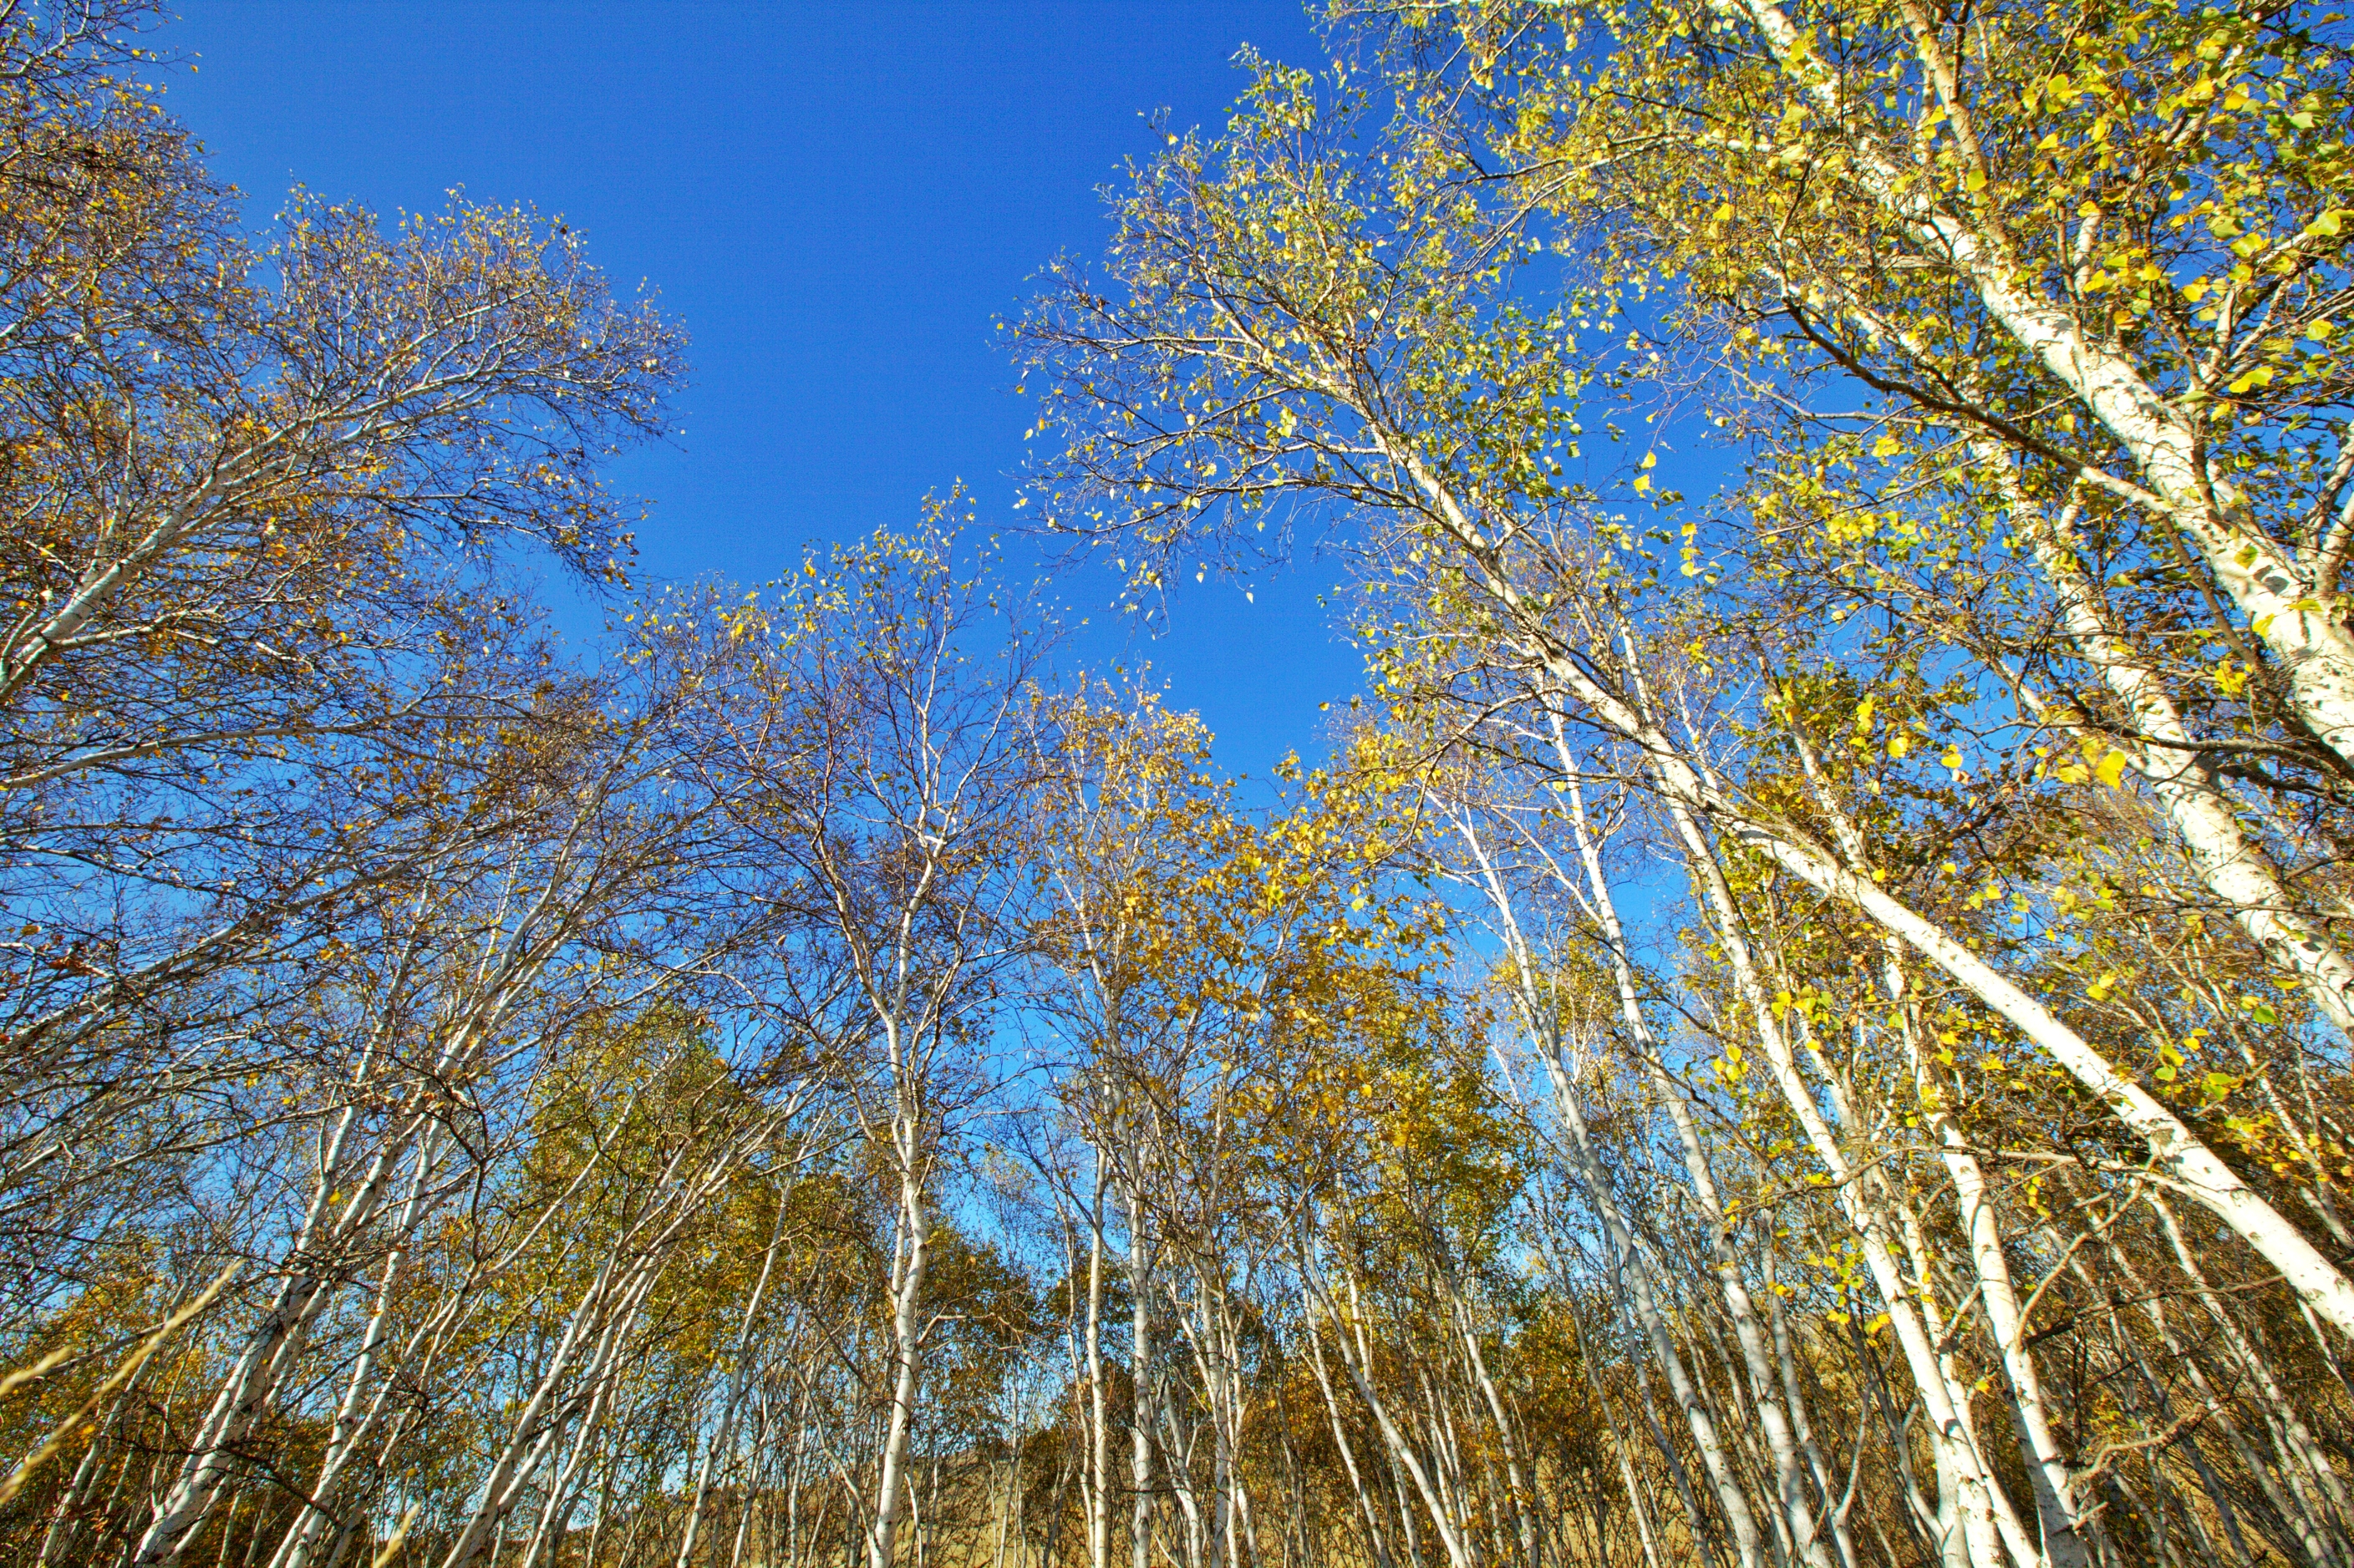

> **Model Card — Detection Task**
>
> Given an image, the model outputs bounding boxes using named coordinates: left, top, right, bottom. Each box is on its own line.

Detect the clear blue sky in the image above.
left=165, top=1, right=1363, bottom=782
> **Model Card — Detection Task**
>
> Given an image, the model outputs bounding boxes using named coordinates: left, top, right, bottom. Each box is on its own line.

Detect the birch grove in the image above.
left=9, top=3, right=2354, bottom=1568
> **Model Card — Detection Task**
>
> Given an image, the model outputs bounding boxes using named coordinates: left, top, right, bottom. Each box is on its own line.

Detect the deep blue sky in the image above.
left=165, top=2, right=1361, bottom=781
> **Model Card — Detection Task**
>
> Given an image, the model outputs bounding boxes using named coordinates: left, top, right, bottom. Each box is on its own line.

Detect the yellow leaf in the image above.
left=2093, top=748, right=2130, bottom=788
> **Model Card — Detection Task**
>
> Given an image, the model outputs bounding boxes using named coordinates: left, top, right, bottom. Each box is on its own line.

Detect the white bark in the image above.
left=1542, top=732, right=1850, bottom=1567
left=868, top=1107, right=933, bottom=1568
left=1126, top=1180, right=1157, bottom=1568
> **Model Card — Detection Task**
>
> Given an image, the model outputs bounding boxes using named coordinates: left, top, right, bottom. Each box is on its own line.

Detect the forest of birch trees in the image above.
left=6, top=3, right=2354, bottom=1568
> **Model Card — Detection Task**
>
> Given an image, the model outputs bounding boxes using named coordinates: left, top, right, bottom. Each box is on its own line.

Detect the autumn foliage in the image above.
left=5, top=5, right=2354, bottom=1568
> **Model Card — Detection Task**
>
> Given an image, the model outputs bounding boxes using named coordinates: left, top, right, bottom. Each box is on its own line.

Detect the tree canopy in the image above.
left=5, top=6, right=2354, bottom=1568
